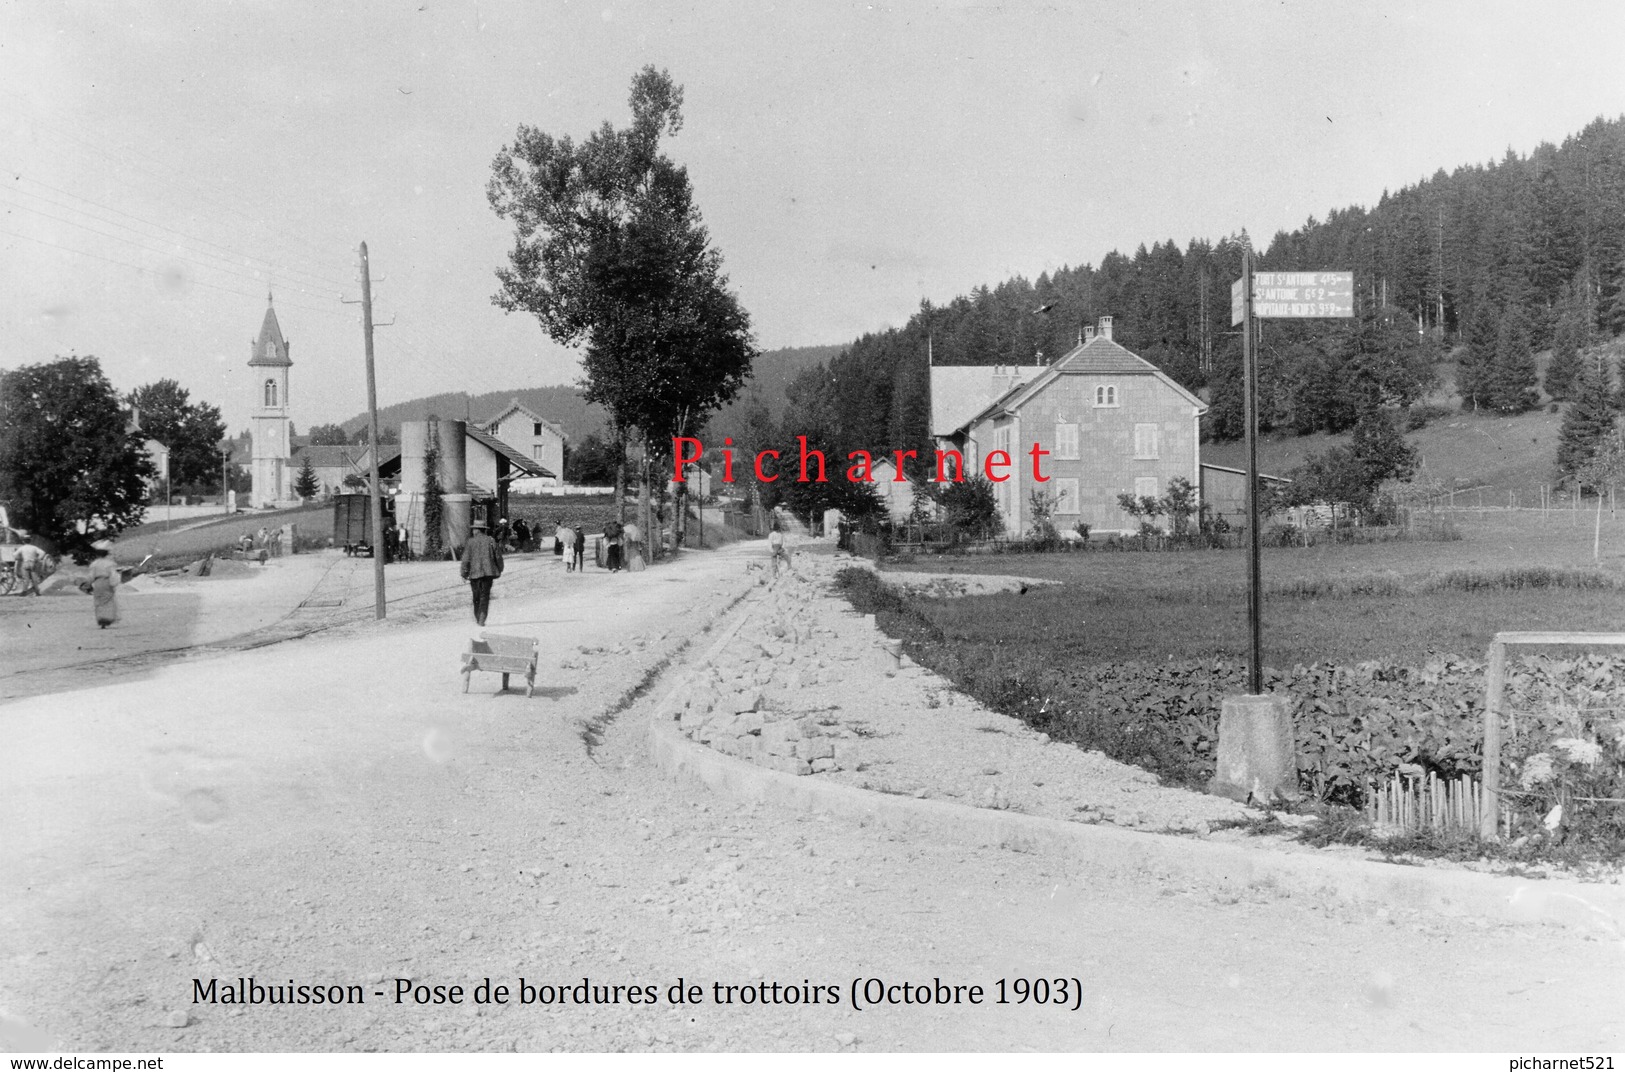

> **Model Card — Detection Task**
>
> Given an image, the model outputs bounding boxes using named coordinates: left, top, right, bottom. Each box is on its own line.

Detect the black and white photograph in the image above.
left=3, top=1, right=1624, bottom=1059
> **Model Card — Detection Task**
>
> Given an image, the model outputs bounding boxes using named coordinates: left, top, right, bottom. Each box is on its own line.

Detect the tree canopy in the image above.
left=306, top=423, right=350, bottom=446
left=127, top=378, right=227, bottom=491
left=1, top=356, right=154, bottom=548
left=488, top=66, right=758, bottom=497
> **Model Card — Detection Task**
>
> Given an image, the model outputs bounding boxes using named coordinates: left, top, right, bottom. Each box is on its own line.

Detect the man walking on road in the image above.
left=460, top=519, right=504, bottom=627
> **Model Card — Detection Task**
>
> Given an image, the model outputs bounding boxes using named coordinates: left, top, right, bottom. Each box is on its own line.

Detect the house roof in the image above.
left=929, top=364, right=1047, bottom=438
left=982, top=335, right=1207, bottom=420
left=292, top=445, right=366, bottom=471
left=961, top=379, right=1034, bottom=429
left=1053, top=334, right=1167, bottom=375
left=248, top=296, right=291, bottom=368
left=374, top=433, right=553, bottom=482
left=481, top=398, right=566, bottom=440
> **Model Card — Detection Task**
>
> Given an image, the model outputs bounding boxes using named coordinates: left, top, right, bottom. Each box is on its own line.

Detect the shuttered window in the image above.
left=1134, top=423, right=1160, bottom=459
left=1054, top=423, right=1079, bottom=459
left=1053, top=478, right=1079, bottom=515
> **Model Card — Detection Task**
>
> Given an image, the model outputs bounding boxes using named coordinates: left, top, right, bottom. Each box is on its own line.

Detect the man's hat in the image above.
left=471, top=519, right=488, bottom=529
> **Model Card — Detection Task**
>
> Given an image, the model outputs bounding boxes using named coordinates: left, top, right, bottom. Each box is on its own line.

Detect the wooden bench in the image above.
left=461, top=632, right=539, bottom=697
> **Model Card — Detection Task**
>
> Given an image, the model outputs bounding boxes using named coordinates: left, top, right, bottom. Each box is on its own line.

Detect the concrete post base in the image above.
left=1208, top=693, right=1299, bottom=805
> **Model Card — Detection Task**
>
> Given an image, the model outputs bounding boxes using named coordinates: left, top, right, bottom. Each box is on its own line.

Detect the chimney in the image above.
left=1098, top=316, right=1113, bottom=341
left=1083, top=325, right=1095, bottom=342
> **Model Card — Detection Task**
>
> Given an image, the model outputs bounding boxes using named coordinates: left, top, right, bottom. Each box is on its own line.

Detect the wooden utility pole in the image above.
left=360, top=242, right=387, bottom=620
left=1241, top=249, right=1263, bottom=694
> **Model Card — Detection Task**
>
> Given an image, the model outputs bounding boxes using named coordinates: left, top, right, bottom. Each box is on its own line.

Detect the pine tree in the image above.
left=1457, top=301, right=1498, bottom=410
left=1556, top=355, right=1617, bottom=484
left=1486, top=306, right=1540, bottom=414
left=1349, top=407, right=1419, bottom=489
left=1544, top=297, right=1584, bottom=401
left=293, top=455, right=320, bottom=500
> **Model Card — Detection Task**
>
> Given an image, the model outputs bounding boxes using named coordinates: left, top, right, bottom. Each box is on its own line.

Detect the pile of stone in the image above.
left=660, top=573, right=865, bottom=777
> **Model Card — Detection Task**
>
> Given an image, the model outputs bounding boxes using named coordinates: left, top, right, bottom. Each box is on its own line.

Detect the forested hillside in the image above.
left=341, top=385, right=607, bottom=446
left=338, top=344, right=842, bottom=446
left=756, top=115, right=1625, bottom=468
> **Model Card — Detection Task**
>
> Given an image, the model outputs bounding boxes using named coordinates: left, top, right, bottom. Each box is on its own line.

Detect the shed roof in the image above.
left=468, top=427, right=553, bottom=479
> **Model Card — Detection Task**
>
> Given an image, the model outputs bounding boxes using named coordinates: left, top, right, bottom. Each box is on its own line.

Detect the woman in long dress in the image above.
left=88, top=540, right=120, bottom=628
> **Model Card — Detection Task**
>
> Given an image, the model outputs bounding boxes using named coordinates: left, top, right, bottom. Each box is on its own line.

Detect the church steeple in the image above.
left=248, top=291, right=292, bottom=367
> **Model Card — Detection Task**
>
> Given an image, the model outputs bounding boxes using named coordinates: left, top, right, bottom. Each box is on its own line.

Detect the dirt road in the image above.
left=1, top=543, right=1620, bottom=1052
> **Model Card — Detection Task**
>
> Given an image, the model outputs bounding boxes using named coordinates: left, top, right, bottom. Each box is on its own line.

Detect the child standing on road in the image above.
left=571, top=525, right=586, bottom=573
left=557, top=523, right=576, bottom=571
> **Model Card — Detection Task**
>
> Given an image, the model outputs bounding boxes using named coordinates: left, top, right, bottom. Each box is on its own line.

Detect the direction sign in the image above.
left=1251, top=271, right=1353, bottom=319
left=1231, top=278, right=1244, bottom=326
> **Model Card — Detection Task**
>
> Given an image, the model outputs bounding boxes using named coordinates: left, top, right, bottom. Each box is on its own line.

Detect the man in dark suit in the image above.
left=460, top=519, right=504, bottom=626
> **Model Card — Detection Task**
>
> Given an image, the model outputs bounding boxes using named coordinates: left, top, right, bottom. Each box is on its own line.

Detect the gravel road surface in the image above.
left=1, top=542, right=1620, bottom=1052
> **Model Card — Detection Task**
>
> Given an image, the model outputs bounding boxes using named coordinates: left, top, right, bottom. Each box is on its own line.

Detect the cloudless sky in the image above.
left=4, top=1, right=1624, bottom=434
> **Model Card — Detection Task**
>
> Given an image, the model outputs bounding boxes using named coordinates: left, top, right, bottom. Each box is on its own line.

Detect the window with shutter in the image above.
left=1053, top=478, right=1079, bottom=514
left=1134, top=423, right=1159, bottom=459
left=1054, top=423, right=1079, bottom=459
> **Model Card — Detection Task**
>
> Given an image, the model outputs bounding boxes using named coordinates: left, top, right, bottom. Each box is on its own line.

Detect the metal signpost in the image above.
left=1231, top=261, right=1353, bottom=692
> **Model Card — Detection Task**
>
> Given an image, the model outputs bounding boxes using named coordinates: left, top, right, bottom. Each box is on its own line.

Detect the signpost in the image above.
left=1233, top=271, right=1353, bottom=325
left=1210, top=259, right=1357, bottom=802
left=1232, top=262, right=1353, bottom=693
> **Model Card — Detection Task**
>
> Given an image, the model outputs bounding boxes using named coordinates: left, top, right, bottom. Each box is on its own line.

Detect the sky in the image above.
left=4, top=1, right=1625, bottom=435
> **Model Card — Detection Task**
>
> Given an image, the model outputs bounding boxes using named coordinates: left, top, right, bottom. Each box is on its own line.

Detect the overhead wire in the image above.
left=0, top=193, right=351, bottom=308
left=1, top=167, right=354, bottom=294
left=1, top=94, right=355, bottom=277
left=0, top=224, right=355, bottom=322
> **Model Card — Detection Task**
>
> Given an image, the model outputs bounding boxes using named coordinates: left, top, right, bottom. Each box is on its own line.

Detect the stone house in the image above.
left=933, top=317, right=1206, bottom=536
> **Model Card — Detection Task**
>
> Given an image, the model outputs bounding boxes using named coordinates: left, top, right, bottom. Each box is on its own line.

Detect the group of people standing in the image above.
left=237, top=525, right=291, bottom=560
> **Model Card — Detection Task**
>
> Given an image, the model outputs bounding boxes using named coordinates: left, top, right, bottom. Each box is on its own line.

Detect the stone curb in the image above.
left=642, top=617, right=1625, bottom=934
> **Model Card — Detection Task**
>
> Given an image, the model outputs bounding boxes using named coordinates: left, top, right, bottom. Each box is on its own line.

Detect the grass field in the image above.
left=882, top=510, right=1625, bottom=666
left=504, top=493, right=619, bottom=535
left=112, top=504, right=333, bottom=566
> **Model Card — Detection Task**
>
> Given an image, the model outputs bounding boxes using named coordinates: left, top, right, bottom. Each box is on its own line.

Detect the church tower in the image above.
left=248, top=293, right=294, bottom=507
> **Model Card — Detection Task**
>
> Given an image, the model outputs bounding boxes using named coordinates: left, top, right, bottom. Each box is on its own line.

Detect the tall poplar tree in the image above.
left=488, top=66, right=758, bottom=521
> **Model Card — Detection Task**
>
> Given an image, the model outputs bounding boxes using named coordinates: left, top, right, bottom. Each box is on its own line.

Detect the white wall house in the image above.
left=481, top=400, right=564, bottom=486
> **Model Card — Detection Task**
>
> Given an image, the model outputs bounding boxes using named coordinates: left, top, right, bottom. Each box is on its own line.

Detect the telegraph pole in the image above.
left=1241, top=249, right=1263, bottom=694
left=360, top=242, right=387, bottom=620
